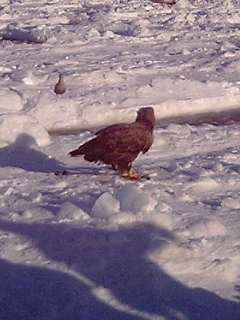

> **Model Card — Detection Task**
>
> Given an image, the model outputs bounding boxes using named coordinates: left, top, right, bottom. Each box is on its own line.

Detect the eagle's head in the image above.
left=136, top=107, right=156, bottom=131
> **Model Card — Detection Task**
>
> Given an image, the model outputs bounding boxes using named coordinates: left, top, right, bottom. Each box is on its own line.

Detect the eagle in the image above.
left=69, top=107, right=156, bottom=179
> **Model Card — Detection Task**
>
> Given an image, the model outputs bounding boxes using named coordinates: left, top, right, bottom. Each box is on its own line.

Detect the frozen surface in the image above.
left=0, top=0, right=240, bottom=319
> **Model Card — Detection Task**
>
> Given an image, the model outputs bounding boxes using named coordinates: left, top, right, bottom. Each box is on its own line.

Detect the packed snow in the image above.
left=0, top=0, right=240, bottom=319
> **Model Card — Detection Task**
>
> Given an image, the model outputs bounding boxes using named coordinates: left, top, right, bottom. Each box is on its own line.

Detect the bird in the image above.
left=54, top=74, right=66, bottom=95
left=69, top=107, right=156, bottom=179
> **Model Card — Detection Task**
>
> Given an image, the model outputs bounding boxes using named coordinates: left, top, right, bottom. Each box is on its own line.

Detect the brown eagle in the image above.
left=69, top=107, right=156, bottom=179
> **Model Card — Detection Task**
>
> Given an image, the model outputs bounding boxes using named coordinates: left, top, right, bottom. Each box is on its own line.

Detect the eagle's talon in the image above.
left=122, top=171, right=141, bottom=180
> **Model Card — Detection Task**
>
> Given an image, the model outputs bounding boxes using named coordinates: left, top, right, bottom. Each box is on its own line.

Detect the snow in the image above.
left=91, top=191, right=120, bottom=218
left=116, top=185, right=152, bottom=211
left=0, top=0, right=240, bottom=319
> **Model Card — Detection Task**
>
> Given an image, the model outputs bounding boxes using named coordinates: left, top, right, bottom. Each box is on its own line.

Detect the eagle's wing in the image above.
left=96, top=123, right=151, bottom=154
left=141, top=133, right=153, bottom=154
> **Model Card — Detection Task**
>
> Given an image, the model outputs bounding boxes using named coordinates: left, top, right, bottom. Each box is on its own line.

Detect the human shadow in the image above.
left=0, top=133, right=66, bottom=173
left=0, top=220, right=239, bottom=320
left=0, top=258, right=142, bottom=320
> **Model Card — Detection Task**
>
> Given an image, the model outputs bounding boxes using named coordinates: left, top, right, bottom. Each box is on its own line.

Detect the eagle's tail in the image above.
left=69, top=148, right=83, bottom=157
left=69, top=138, right=101, bottom=163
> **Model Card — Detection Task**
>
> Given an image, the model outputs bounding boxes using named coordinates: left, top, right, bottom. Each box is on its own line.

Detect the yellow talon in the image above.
left=122, top=170, right=140, bottom=180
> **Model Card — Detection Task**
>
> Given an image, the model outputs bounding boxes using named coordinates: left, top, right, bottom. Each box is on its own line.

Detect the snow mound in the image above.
left=191, top=177, right=219, bottom=193
left=149, top=211, right=174, bottom=229
left=0, top=114, right=51, bottom=147
left=149, top=242, right=193, bottom=261
left=32, top=93, right=80, bottom=133
left=202, top=258, right=239, bottom=282
left=58, top=202, right=90, bottom=222
left=184, top=219, right=227, bottom=238
left=109, top=212, right=136, bottom=225
left=33, top=93, right=134, bottom=133
left=0, top=89, right=23, bottom=111
left=2, top=23, right=49, bottom=43
left=115, top=184, right=156, bottom=213
left=152, top=94, right=240, bottom=122
left=10, top=69, right=48, bottom=86
left=221, top=197, right=240, bottom=210
left=91, top=192, right=120, bottom=219
left=34, top=93, right=240, bottom=134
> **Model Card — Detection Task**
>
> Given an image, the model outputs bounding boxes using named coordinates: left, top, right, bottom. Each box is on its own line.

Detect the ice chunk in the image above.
left=32, top=92, right=79, bottom=133
left=192, top=177, right=219, bottom=193
left=10, top=69, right=48, bottom=85
left=109, top=212, right=136, bottom=225
left=0, top=114, right=51, bottom=147
left=91, top=192, right=120, bottom=219
left=221, top=197, right=240, bottom=210
left=58, top=202, right=90, bottom=222
left=0, top=89, right=23, bottom=111
left=2, top=23, right=49, bottom=43
left=184, top=219, right=227, bottom=238
left=115, top=184, right=156, bottom=213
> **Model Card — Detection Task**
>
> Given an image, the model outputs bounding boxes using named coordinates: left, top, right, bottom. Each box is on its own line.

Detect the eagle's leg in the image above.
left=122, top=170, right=140, bottom=180
left=114, top=162, right=140, bottom=180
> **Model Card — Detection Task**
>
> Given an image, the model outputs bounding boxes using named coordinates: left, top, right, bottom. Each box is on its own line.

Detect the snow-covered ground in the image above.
left=0, top=0, right=240, bottom=319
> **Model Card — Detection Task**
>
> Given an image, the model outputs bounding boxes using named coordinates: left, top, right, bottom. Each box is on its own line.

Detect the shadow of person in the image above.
left=0, top=220, right=240, bottom=320
left=0, top=258, right=142, bottom=320
left=0, top=133, right=65, bottom=173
